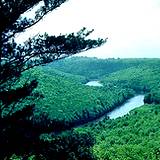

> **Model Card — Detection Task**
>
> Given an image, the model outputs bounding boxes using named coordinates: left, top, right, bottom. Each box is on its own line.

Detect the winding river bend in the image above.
left=107, top=95, right=144, bottom=119
left=85, top=81, right=144, bottom=120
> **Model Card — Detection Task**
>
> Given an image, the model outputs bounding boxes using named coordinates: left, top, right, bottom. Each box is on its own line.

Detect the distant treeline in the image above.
left=49, top=57, right=160, bottom=79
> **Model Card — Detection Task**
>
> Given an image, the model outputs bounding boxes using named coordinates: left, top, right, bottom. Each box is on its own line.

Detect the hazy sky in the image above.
left=17, top=0, right=160, bottom=58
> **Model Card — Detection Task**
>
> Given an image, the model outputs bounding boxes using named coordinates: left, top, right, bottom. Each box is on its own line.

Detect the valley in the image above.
left=18, top=57, right=160, bottom=159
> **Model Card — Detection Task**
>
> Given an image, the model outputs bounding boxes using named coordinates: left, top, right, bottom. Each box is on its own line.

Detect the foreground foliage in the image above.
left=0, top=0, right=105, bottom=159
left=9, top=130, right=95, bottom=160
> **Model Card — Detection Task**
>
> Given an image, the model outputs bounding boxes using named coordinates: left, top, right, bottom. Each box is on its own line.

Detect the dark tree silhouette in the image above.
left=0, top=0, right=106, bottom=158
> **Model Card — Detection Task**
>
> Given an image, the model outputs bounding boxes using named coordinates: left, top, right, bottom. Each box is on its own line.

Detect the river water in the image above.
left=85, top=81, right=103, bottom=87
left=107, top=95, right=144, bottom=119
left=85, top=81, right=144, bottom=119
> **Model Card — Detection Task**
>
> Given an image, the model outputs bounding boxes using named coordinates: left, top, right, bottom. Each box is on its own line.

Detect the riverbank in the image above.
left=50, top=94, right=144, bottom=133
left=87, top=104, right=160, bottom=160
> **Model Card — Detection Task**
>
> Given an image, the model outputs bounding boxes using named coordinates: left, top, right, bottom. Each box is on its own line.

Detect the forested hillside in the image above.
left=76, top=104, right=160, bottom=160
left=48, top=57, right=160, bottom=79
left=5, top=57, right=160, bottom=159
left=101, top=65, right=160, bottom=103
left=21, top=67, right=134, bottom=130
left=41, top=57, right=160, bottom=159
left=11, top=58, right=159, bottom=131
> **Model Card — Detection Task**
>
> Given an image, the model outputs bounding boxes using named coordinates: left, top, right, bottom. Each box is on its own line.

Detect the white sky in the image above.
left=17, top=0, right=160, bottom=58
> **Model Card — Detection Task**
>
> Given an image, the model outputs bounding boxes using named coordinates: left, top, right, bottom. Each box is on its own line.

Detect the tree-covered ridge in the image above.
left=42, top=66, right=87, bottom=83
left=101, top=65, right=160, bottom=103
left=76, top=104, right=160, bottom=160
left=49, top=57, right=160, bottom=79
left=20, top=58, right=160, bottom=130
left=24, top=67, right=134, bottom=128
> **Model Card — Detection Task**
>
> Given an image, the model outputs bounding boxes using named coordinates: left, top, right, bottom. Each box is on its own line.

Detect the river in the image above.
left=85, top=81, right=103, bottom=87
left=85, top=81, right=144, bottom=119
left=56, top=94, right=145, bottom=132
left=107, top=95, right=144, bottom=119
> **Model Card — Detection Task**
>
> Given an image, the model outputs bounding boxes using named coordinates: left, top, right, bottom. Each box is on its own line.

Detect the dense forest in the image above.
left=7, top=57, right=159, bottom=159
left=1, top=0, right=159, bottom=159
left=76, top=104, right=160, bottom=160
left=49, top=57, right=160, bottom=79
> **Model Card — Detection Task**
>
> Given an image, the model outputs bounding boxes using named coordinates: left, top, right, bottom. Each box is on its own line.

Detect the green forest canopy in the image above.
left=3, top=56, right=160, bottom=159
left=17, top=57, right=160, bottom=131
